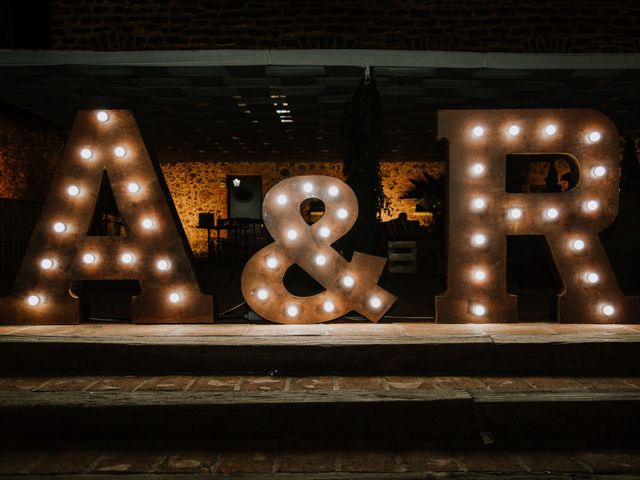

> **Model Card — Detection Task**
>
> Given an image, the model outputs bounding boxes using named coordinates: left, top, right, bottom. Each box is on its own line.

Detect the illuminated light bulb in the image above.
left=602, top=304, right=615, bottom=316
left=471, top=163, right=485, bottom=176
left=287, top=229, right=298, bottom=240
left=127, top=182, right=140, bottom=194
left=156, top=259, right=171, bottom=271
left=508, top=208, right=523, bottom=220
left=369, top=296, right=382, bottom=309
left=287, top=305, right=299, bottom=317
left=471, top=303, right=486, bottom=317
left=169, top=292, right=182, bottom=304
left=27, top=295, right=41, bottom=306
left=141, top=218, right=154, bottom=229
left=587, top=131, right=602, bottom=143
left=315, top=254, right=326, bottom=266
left=323, top=300, right=335, bottom=313
left=266, top=256, right=278, bottom=269
left=472, top=233, right=487, bottom=247
left=80, top=148, right=93, bottom=159
left=67, top=185, right=80, bottom=197
left=337, top=208, right=348, bottom=219
left=544, top=124, right=557, bottom=136
left=120, top=252, right=134, bottom=264
left=591, top=165, right=607, bottom=178
left=53, top=222, right=67, bottom=233
left=571, top=239, right=586, bottom=251
left=96, top=111, right=109, bottom=122
left=472, top=197, right=486, bottom=210
left=114, top=146, right=127, bottom=158
left=319, top=227, right=331, bottom=238
left=473, top=269, right=487, bottom=282
left=508, top=124, right=521, bottom=136
left=585, top=272, right=600, bottom=284
left=328, top=186, right=339, bottom=197
left=256, top=288, right=269, bottom=300
left=276, top=194, right=288, bottom=205
left=471, top=126, right=484, bottom=138
left=82, top=253, right=96, bottom=264
left=232, top=177, right=240, bottom=187
left=40, top=258, right=54, bottom=270
left=585, top=200, right=600, bottom=212
left=545, top=208, right=559, bottom=220
left=342, top=275, right=355, bottom=288
left=302, top=182, right=314, bottom=193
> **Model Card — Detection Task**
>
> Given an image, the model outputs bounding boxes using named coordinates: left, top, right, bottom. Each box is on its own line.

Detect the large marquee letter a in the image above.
left=0, top=110, right=213, bottom=324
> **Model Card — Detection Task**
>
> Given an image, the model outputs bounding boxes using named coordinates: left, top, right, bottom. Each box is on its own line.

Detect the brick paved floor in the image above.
left=0, top=445, right=639, bottom=476
left=2, top=374, right=639, bottom=393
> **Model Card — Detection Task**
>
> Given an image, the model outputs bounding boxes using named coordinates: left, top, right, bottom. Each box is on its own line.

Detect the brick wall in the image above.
left=161, top=160, right=444, bottom=256
left=50, top=0, right=640, bottom=53
left=0, top=107, right=64, bottom=201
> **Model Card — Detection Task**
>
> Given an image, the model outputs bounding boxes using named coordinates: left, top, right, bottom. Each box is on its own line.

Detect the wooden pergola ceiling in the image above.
left=0, top=50, right=639, bottom=163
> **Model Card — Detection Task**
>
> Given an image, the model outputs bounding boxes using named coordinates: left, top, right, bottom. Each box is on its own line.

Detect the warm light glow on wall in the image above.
left=437, top=108, right=637, bottom=323
left=0, top=110, right=212, bottom=324
left=241, top=175, right=396, bottom=324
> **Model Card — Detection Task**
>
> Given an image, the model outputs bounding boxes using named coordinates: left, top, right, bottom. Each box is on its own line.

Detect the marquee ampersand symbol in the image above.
left=241, top=175, right=396, bottom=324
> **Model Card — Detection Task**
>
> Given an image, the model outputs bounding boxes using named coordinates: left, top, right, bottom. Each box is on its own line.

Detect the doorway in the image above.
left=227, top=175, right=262, bottom=219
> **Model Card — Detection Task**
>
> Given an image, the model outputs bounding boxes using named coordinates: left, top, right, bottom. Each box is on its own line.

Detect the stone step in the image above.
left=1, top=375, right=639, bottom=445
left=1, top=323, right=640, bottom=375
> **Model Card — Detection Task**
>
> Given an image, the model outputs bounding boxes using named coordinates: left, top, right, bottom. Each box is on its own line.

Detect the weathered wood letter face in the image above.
left=0, top=110, right=212, bottom=324
left=437, top=109, right=638, bottom=323
left=241, top=175, right=396, bottom=324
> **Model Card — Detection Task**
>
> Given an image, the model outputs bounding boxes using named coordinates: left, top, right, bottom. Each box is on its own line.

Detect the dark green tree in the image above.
left=340, top=68, right=390, bottom=255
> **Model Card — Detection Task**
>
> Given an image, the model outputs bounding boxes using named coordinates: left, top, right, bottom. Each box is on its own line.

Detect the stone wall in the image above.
left=0, top=108, right=64, bottom=202
left=161, top=160, right=443, bottom=256
left=50, top=0, right=640, bottom=53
